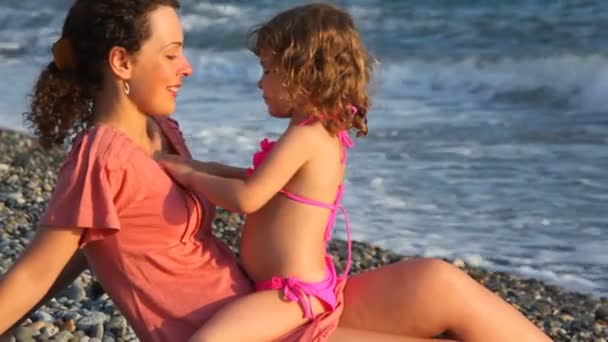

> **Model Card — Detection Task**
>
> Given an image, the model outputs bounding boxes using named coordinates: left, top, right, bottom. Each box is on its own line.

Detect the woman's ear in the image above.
left=107, top=46, right=134, bottom=80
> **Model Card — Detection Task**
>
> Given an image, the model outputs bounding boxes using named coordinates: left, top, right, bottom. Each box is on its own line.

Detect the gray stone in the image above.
left=62, top=312, right=82, bottom=322
left=34, top=311, right=56, bottom=323
left=452, top=258, right=465, bottom=268
left=76, top=312, right=110, bottom=330
left=596, top=304, right=608, bottom=322
left=40, top=325, right=59, bottom=338
left=121, top=333, right=137, bottom=342
left=1, top=192, right=25, bottom=205
left=91, top=323, right=104, bottom=340
left=102, top=335, right=116, bottom=342
left=73, top=330, right=86, bottom=338
left=13, top=326, right=39, bottom=340
left=38, top=330, right=54, bottom=341
left=531, top=300, right=553, bottom=316
left=60, top=283, right=87, bottom=302
left=106, top=317, right=126, bottom=335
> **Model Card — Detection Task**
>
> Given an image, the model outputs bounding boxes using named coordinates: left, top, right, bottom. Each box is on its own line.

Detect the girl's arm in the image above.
left=159, top=126, right=315, bottom=214
left=174, top=158, right=249, bottom=180
left=0, top=226, right=83, bottom=333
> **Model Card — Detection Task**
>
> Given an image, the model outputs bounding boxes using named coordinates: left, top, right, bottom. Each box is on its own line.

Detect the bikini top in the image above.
left=246, top=118, right=353, bottom=276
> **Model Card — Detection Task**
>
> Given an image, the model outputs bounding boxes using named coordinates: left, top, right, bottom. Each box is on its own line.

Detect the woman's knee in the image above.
left=394, top=258, right=477, bottom=304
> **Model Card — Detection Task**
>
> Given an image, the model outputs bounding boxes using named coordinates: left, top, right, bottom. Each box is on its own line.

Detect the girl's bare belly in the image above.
left=239, top=195, right=330, bottom=283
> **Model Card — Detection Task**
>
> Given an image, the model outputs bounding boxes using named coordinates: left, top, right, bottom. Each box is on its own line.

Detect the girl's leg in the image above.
left=188, top=289, right=322, bottom=342
left=329, top=327, right=457, bottom=342
left=338, top=258, right=551, bottom=342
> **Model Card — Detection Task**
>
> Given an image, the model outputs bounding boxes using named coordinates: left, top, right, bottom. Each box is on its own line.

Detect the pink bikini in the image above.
left=246, top=119, right=353, bottom=320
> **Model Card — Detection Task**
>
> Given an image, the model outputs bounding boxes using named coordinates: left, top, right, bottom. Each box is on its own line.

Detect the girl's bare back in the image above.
left=240, top=122, right=347, bottom=283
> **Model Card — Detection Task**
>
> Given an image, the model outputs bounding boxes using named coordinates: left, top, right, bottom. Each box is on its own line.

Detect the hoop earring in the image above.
left=124, top=81, right=130, bottom=95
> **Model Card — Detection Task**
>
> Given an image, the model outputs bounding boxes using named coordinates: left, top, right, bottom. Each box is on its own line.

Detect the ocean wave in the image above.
left=377, top=53, right=608, bottom=111
left=184, top=50, right=608, bottom=111
left=3, top=47, right=608, bottom=115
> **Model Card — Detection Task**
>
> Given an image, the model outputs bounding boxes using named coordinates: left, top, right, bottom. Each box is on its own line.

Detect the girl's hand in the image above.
left=155, top=153, right=197, bottom=187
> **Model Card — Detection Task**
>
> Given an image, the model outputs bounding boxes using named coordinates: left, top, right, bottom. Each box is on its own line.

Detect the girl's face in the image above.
left=128, top=6, right=192, bottom=116
left=257, top=48, right=294, bottom=118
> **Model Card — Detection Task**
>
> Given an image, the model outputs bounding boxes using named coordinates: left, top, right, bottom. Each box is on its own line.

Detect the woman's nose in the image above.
left=181, top=57, right=193, bottom=77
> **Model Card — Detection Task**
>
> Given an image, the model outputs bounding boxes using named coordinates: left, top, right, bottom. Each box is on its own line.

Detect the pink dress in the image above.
left=40, top=116, right=344, bottom=342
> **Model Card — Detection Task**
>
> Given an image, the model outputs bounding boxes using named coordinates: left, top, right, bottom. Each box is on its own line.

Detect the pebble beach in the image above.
left=0, top=127, right=606, bottom=341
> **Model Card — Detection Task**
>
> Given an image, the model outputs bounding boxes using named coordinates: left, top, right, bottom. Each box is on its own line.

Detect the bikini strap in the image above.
left=298, top=117, right=315, bottom=126
left=332, top=184, right=352, bottom=277
left=337, top=131, right=353, bottom=164
left=280, top=185, right=352, bottom=277
left=279, top=190, right=335, bottom=209
left=337, top=204, right=352, bottom=277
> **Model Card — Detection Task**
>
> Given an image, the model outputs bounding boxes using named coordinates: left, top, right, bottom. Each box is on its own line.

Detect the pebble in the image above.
left=452, top=258, right=465, bottom=268
left=13, top=326, right=38, bottom=340
left=60, top=283, right=87, bottom=302
left=91, top=323, right=104, bottom=340
left=33, top=311, right=55, bottom=323
left=596, top=304, right=608, bottom=323
left=76, top=312, right=110, bottom=331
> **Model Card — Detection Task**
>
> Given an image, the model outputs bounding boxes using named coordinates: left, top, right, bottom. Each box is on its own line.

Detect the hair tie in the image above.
left=347, top=103, right=358, bottom=116
left=52, top=37, right=77, bottom=71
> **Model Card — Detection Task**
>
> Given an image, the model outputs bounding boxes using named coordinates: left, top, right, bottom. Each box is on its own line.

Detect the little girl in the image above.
left=158, top=3, right=372, bottom=341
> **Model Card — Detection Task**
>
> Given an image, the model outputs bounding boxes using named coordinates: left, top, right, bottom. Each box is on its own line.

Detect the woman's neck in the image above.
left=93, top=92, right=156, bottom=154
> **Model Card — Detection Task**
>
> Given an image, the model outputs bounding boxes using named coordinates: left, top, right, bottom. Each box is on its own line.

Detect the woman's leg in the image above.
left=338, top=258, right=551, bottom=342
left=329, top=327, right=456, bottom=342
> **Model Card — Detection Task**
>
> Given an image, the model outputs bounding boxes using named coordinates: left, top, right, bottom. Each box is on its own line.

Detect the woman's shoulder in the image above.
left=66, top=124, right=142, bottom=171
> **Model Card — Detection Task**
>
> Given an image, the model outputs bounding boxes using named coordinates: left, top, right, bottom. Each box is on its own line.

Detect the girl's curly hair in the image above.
left=247, top=3, right=373, bottom=137
left=24, top=0, right=179, bottom=149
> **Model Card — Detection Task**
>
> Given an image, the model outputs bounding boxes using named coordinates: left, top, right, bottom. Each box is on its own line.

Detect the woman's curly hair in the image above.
left=24, top=0, right=179, bottom=149
left=247, top=3, right=373, bottom=137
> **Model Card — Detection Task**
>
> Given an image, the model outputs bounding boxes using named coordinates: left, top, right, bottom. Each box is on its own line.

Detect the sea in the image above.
left=0, top=0, right=606, bottom=297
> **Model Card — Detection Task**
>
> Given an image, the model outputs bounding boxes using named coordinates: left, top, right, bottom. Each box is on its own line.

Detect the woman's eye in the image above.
left=167, top=55, right=178, bottom=60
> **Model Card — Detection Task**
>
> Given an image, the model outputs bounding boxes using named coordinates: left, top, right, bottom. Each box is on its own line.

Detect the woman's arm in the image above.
left=0, top=226, right=82, bottom=333
left=1, top=251, right=87, bottom=335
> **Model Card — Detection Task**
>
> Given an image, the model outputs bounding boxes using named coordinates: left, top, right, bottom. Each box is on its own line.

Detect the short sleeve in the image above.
left=40, top=127, right=133, bottom=247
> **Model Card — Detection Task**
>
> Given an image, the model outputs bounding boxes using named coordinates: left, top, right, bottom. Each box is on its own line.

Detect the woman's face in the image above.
left=128, top=5, right=192, bottom=116
left=257, top=48, right=294, bottom=118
